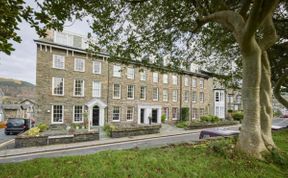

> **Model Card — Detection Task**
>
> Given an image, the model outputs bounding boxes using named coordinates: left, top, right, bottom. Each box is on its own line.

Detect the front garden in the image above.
left=1, top=129, right=288, bottom=177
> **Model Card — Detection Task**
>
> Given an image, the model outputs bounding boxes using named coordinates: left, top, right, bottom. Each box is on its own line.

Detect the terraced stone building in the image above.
left=35, top=30, right=213, bottom=127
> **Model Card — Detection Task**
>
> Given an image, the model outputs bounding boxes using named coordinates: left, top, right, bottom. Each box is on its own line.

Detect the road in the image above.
left=0, top=129, right=16, bottom=145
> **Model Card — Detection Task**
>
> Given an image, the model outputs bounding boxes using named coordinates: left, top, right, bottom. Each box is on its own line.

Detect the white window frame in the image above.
left=52, top=77, right=64, bottom=96
left=172, top=90, right=178, bottom=102
left=200, top=79, right=204, bottom=89
left=113, top=84, right=121, bottom=99
left=140, top=86, right=146, bottom=100
left=153, top=87, right=159, bottom=101
left=172, top=107, right=178, bottom=120
left=112, top=106, right=120, bottom=122
left=184, top=90, right=189, bottom=102
left=192, top=78, right=197, bottom=88
left=140, top=71, right=146, bottom=81
left=93, top=61, right=102, bottom=74
left=113, top=65, right=121, bottom=78
left=184, top=77, right=189, bottom=86
left=73, top=79, right=85, bottom=97
left=163, top=89, right=168, bottom=102
left=153, top=72, right=158, bottom=83
left=192, top=91, right=197, bottom=103
left=74, top=58, right=85, bottom=72
left=92, top=81, right=101, bottom=97
left=73, top=105, right=84, bottom=123
left=51, top=105, right=64, bottom=124
left=172, top=75, right=177, bottom=85
left=52, top=54, right=65, bottom=69
left=126, top=107, right=134, bottom=121
left=127, top=85, right=135, bottom=99
left=200, top=92, right=204, bottom=103
left=127, top=68, right=135, bottom=79
left=163, top=74, right=168, bottom=84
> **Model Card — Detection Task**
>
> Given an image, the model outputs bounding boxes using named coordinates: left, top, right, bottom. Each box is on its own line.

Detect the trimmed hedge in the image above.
left=181, top=107, right=189, bottom=121
left=200, top=115, right=220, bottom=123
left=232, top=112, right=244, bottom=122
left=186, top=120, right=240, bottom=130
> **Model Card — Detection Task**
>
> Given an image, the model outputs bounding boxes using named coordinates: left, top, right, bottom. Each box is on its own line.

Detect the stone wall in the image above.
left=110, top=124, right=161, bottom=138
left=15, top=131, right=99, bottom=148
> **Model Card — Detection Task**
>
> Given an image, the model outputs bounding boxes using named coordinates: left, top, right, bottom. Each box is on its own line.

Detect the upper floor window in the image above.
left=172, top=75, right=177, bottom=85
left=127, top=68, right=135, bottom=79
left=53, top=55, right=65, bottom=69
left=74, top=80, right=84, bottom=97
left=200, top=92, right=204, bottom=103
left=127, top=85, right=135, bottom=99
left=199, top=79, right=204, bottom=89
left=93, top=61, right=102, bottom=74
left=184, top=77, right=189, bottom=86
left=113, top=84, right=121, bottom=99
left=113, top=65, right=121, bottom=77
left=163, top=74, right=168, bottom=84
left=74, top=58, right=85, bottom=72
left=140, top=86, right=146, bottom=100
left=192, top=78, right=197, bottom=88
left=140, top=71, right=146, bottom=81
left=184, top=90, right=189, bottom=102
left=172, top=90, right=178, bottom=102
left=153, top=88, right=159, bottom=101
left=52, top=105, right=64, bottom=123
left=73, top=105, right=83, bottom=123
left=153, top=72, right=158, bottom=83
left=192, top=91, right=197, bottom=103
left=52, top=77, right=64, bottom=96
left=92, top=81, right=101, bottom=97
left=163, top=89, right=168, bottom=101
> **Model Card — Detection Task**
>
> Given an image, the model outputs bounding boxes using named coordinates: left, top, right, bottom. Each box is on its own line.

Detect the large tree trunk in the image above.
left=260, top=51, right=275, bottom=149
left=237, top=39, right=268, bottom=158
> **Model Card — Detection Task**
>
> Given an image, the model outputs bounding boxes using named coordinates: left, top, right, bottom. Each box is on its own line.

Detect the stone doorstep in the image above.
left=0, top=125, right=241, bottom=157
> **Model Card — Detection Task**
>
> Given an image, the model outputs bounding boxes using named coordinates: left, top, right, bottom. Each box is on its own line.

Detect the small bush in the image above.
left=26, top=127, right=40, bottom=136
left=161, top=114, right=166, bottom=123
left=232, top=112, right=244, bottom=122
left=227, top=109, right=233, bottom=113
left=200, top=115, right=219, bottom=123
left=37, top=123, right=48, bottom=132
left=181, top=107, right=189, bottom=121
left=104, top=124, right=116, bottom=137
left=176, top=121, right=189, bottom=128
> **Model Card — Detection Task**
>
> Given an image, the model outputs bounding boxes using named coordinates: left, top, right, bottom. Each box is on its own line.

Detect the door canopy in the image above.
left=85, top=98, right=107, bottom=109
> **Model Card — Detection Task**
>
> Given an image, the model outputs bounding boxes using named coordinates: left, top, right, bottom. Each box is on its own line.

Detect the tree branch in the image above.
left=239, top=0, right=252, bottom=20
left=273, top=72, right=288, bottom=108
left=259, top=14, right=278, bottom=51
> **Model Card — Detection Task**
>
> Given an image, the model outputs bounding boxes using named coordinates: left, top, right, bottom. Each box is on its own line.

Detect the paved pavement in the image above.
left=0, top=125, right=240, bottom=163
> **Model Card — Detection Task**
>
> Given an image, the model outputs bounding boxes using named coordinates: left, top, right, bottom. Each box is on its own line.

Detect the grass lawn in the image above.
left=1, top=130, right=288, bottom=178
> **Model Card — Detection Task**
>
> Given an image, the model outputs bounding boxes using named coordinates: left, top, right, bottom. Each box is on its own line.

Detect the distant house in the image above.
left=1, top=99, right=37, bottom=120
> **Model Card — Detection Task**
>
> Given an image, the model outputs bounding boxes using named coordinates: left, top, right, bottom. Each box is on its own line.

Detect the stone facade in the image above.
left=35, top=31, right=213, bottom=127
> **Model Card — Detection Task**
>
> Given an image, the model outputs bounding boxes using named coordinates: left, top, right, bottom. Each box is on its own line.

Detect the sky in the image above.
left=0, top=1, right=91, bottom=84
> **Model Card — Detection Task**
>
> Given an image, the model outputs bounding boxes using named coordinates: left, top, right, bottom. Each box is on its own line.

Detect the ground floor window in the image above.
left=199, top=108, right=205, bottom=117
left=172, top=107, right=178, bottom=120
left=52, top=105, right=64, bottom=123
left=126, top=107, right=134, bottom=121
left=163, top=107, right=169, bottom=120
left=192, top=108, right=198, bottom=119
left=74, top=105, right=83, bottom=122
left=113, top=107, right=120, bottom=121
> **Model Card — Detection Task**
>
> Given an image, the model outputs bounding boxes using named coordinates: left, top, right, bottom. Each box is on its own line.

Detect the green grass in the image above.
left=1, top=130, right=288, bottom=178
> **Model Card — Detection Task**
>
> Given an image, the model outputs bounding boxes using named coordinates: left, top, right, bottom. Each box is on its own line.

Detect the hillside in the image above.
left=0, top=77, right=35, bottom=100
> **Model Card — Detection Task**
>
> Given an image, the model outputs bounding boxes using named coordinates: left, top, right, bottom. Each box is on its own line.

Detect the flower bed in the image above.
left=15, top=131, right=99, bottom=148
left=185, top=120, right=239, bottom=130
left=105, top=124, right=161, bottom=138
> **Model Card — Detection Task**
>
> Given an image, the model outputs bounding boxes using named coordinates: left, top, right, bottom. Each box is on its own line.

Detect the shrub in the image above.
left=200, top=115, right=219, bottom=123
left=232, top=112, right=244, bottom=122
left=26, top=127, right=40, bottom=136
left=161, top=114, right=166, bottom=123
left=227, top=109, right=233, bottom=113
left=37, top=123, right=48, bottom=132
left=104, top=124, right=116, bottom=137
left=175, top=121, right=189, bottom=128
left=181, top=107, right=189, bottom=121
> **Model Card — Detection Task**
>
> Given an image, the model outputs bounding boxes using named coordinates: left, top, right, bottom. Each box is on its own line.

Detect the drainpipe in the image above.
left=179, top=74, right=182, bottom=121
left=106, top=57, right=110, bottom=124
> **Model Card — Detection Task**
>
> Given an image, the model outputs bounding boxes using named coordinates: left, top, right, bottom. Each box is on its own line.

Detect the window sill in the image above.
left=113, top=97, right=121, bottom=100
left=74, top=70, right=85, bottom=73
left=112, top=120, right=120, bottom=122
left=52, top=94, right=64, bottom=97
left=127, top=98, right=134, bottom=100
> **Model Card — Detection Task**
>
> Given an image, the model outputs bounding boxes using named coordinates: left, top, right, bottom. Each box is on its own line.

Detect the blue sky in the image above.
left=0, top=1, right=91, bottom=84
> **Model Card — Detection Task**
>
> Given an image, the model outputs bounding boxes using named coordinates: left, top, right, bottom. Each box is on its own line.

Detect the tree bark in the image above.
left=237, top=38, right=268, bottom=158
left=260, top=51, right=275, bottom=149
